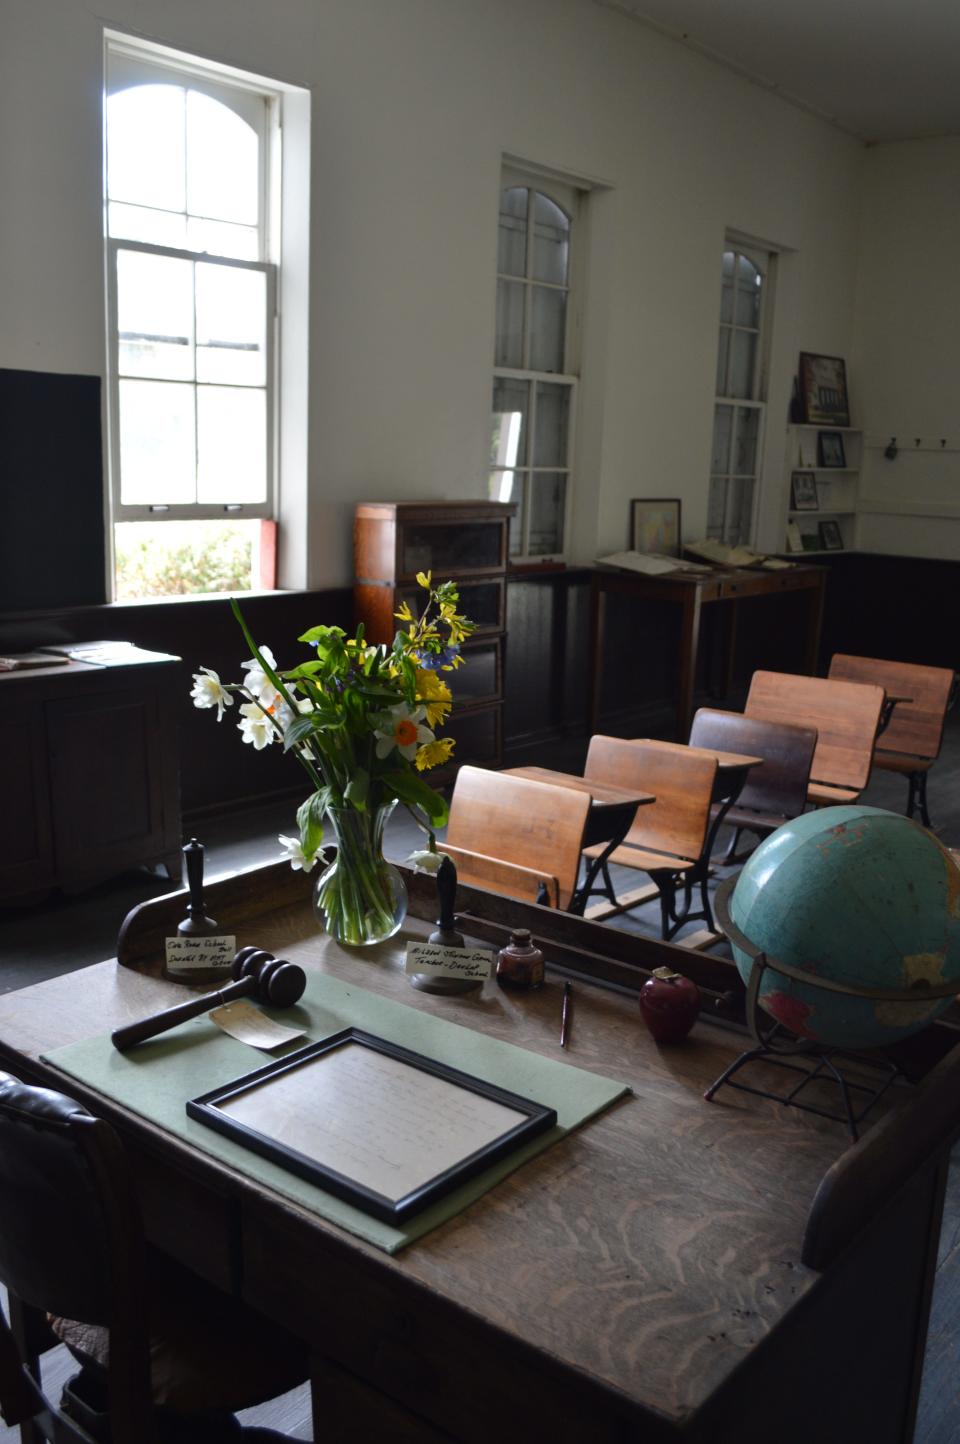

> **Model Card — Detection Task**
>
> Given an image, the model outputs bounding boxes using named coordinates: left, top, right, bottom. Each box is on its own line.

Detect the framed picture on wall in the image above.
left=791, top=472, right=819, bottom=510
left=798, top=353, right=850, bottom=427
left=819, top=520, right=844, bottom=551
left=630, top=498, right=681, bottom=556
left=817, top=431, right=846, bottom=468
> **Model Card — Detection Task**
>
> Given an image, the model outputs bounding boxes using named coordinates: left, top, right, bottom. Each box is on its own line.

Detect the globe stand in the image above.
left=705, top=876, right=956, bottom=1143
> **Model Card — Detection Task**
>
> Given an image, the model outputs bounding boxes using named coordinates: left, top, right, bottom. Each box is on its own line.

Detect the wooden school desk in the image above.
left=0, top=862, right=955, bottom=1444
left=589, top=564, right=827, bottom=738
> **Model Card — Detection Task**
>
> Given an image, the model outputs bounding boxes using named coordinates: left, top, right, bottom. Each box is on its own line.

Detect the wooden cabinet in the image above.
left=783, top=424, right=862, bottom=554
left=354, top=501, right=515, bottom=768
left=0, top=652, right=183, bottom=903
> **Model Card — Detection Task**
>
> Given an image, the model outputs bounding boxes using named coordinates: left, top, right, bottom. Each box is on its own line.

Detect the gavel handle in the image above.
left=111, top=976, right=254, bottom=1052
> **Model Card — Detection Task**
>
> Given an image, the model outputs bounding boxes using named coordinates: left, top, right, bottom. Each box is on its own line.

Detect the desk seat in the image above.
left=746, top=670, right=884, bottom=809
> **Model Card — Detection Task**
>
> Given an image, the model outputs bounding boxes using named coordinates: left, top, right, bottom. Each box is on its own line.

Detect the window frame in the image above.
left=103, top=38, right=281, bottom=526
left=491, top=169, right=583, bottom=563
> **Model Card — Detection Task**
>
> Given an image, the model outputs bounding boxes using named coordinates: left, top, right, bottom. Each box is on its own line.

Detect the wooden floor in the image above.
left=2, top=714, right=960, bottom=1441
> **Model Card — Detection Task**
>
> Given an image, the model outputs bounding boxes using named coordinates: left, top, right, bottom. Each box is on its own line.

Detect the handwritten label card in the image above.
left=405, top=942, right=493, bottom=982
left=209, top=999, right=305, bottom=1052
left=165, top=935, right=236, bottom=972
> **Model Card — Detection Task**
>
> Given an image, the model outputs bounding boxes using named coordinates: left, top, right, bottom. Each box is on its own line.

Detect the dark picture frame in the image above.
left=817, top=431, right=847, bottom=468
left=630, top=498, right=681, bottom=556
left=798, top=353, right=850, bottom=427
left=187, top=1028, right=557, bottom=1224
left=818, top=520, right=844, bottom=551
left=791, top=471, right=819, bottom=511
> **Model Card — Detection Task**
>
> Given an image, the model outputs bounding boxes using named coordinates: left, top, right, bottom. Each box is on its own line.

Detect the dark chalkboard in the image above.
left=0, top=367, right=107, bottom=611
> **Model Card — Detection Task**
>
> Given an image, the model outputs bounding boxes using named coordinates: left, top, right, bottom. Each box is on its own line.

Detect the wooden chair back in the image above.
left=745, top=671, right=884, bottom=793
left=689, top=708, right=817, bottom=818
left=445, top=766, right=591, bottom=911
left=829, top=654, right=955, bottom=761
left=438, top=843, right=560, bottom=909
left=584, top=737, right=717, bottom=863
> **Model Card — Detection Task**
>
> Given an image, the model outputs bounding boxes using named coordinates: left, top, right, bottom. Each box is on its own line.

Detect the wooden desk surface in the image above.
left=0, top=865, right=954, bottom=1443
left=632, top=738, right=764, bottom=772
left=504, top=765, right=655, bottom=807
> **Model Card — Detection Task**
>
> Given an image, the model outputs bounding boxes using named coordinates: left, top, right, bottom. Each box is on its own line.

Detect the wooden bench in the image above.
left=828, top=654, right=956, bottom=827
left=689, top=707, right=818, bottom=859
left=745, top=670, right=884, bottom=807
left=443, top=765, right=591, bottom=911
left=581, top=736, right=717, bottom=939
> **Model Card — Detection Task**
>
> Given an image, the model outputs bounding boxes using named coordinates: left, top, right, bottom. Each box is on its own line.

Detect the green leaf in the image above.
left=297, top=787, right=331, bottom=858
left=283, top=715, right=317, bottom=752
left=344, top=769, right=369, bottom=810
left=283, top=660, right=324, bottom=679
left=297, top=624, right=346, bottom=648
left=381, top=769, right=449, bottom=827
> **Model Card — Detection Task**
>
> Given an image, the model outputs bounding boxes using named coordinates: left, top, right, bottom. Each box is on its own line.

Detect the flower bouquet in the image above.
left=191, top=574, right=474, bottom=945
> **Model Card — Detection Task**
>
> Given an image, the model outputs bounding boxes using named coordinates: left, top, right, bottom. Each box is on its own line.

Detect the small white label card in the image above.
left=208, top=999, right=306, bottom=1052
left=404, top=942, right=493, bottom=982
left=164, top=935, right=236, bottom=972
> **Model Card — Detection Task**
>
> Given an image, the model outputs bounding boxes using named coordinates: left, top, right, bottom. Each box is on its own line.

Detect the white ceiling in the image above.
left=599, top=0, right=960, bottom=143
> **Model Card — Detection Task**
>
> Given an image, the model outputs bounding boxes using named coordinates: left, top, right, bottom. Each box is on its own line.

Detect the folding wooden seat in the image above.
left=689, top=707, right=818, bottom=859
left=745, top=670, right=883, bottom=807
left=443, top=765, right=591, bottom=910
left=828, top=654, right=956, bottom=827
left=581, top=737, right=717, bottom=940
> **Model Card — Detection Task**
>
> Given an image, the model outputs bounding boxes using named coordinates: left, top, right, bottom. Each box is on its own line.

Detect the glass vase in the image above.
left=313, top=801, right=408, bottom=947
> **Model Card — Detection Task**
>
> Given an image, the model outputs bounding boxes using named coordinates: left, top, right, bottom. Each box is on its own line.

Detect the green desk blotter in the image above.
left=44, top=972, right=630, bottom=1254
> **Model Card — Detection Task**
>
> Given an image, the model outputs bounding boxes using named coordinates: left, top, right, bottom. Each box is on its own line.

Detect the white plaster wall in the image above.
left=1, top=0, right=864, bottom=586
left=852, top=139, right=960, bottom=558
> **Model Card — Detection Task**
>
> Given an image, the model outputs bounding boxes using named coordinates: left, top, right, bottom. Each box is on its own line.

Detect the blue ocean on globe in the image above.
left=729, top=806, right=960, bottom=1050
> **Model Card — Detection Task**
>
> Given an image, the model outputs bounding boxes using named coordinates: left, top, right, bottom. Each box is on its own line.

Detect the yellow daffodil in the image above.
left=414, top=737, right=455, bottom=771
left=414, top=668, right=453, bottom=727
left=416, top=570, right=432, bottom=590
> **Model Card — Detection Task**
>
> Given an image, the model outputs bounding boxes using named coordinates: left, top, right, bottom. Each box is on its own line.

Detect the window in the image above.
left=489, top=170, right=581, bottom=560
left=104, top=38, right=281, bottom=597
left=707, top=241, right=774, bottom=546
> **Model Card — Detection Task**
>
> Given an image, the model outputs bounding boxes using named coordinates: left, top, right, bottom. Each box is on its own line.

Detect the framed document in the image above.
left=791, top=471, right=819, bottom=510
left=798, top=353, right=850, bottom=427
left=630, top=498, right=681, bottom=556
left=187, top=1029, right=557, bottom=1223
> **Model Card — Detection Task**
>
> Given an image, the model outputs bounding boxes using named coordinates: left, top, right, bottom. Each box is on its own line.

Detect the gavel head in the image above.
left=231, top=948, right=306, bottom=1008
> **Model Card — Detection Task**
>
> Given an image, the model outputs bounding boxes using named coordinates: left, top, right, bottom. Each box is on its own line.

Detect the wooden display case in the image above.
left=354, top=501, right=515, bottom=769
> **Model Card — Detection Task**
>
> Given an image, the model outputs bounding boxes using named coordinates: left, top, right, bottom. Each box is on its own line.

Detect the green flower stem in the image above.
left=316, top=805, right=400, bottom=945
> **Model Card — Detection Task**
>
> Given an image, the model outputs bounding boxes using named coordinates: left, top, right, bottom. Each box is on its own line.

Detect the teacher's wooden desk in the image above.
left=589, top=564, right=827, bottom=739
left=0, top=863, right=955, bottom=1444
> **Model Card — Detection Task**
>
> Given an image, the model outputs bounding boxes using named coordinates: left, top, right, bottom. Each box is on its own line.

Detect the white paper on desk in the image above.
left=209, top=999, right=306, bottom=1051
left=405, top=942, right=493, bottom=981
left=165, top=935, right=236, bottom=971
left=595, top=550, right=678, bottom=576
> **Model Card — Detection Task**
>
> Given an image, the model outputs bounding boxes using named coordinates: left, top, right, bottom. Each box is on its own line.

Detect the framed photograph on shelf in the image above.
left=785, top=521, right=805, bottom=554
left=819, top=520, right=844, bottom=551
left=817, top=431, right=847, bottom=468
left=791, top=471, right=819, bottom=510
left=798, top=353, right=850, bottom=427
left=630, top=498, right=681, bottom=556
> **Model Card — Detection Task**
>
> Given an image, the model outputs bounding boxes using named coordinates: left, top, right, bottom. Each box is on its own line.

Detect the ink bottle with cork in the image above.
left=496, top=929, right=545, bottom=991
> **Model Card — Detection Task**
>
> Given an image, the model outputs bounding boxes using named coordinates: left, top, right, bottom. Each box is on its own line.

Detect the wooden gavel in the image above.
left=111, top=947, right=307, bottom=1052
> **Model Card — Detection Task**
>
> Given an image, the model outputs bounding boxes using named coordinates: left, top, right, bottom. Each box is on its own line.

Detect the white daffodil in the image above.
left=238, top=700, right=276, bottom=750
left=374, top=704, right=433, bottom=761
left=407, top=847, right=445, bottom=874
left=190, top=667, right=233, bottom=721
left=241, top=646, right=280, bottom=706
left=278, top=833, right=317, bottom=872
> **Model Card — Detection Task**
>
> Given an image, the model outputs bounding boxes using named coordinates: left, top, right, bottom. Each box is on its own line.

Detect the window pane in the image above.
left=114, top=519, right=257, bottom=599
left=489, top=470, right=524, bottom=555
left=119, top=379, right=196, bottom=504
left=495, top=281, right=524, bottom=368
left=528, top=472, right=566, bottom=554
left=492, top=378, right=529, bottom=467
left=735, top=264, right=761, bottom=328
left=197, top=386, right=266, bottom=503
left=532, top=193, right=569, bottom=285
left=187, top=217, right=259, bottom=261
left=107, top=85, right=186, bottom=213
left=730, top=329, right=757, bottom=399
left=712, top=405, right=733, bottom=473
left=497, top=187, right=528, bottom=277
left=530, top=286, right=565, bottom=373
left=716, top=327, right=730, bottom=397
left=720, top=250, right=735, bottom=324
left=728, top=476, right=755, bottom=543
left=734, top=409, right=760, bottom=474
left=196, top=264, right=267, bottom=385
left=707, top=477, right=727, bottom=537
left=117, top=251, right=194, bottom=381
left=186, top=91, right=259, bottom=227
left=534, top=382, right=570, bottom=468
left=109, top=202, right=187, bottom=248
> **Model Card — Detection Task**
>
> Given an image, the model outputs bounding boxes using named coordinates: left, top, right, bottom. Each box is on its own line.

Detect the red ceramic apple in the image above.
left=639, top=966, right=700, bottom=1042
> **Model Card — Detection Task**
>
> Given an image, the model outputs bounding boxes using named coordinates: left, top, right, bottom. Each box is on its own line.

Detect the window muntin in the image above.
left=707, top=243, right=771, bottom=546
left=489, top=176, right=579, bottom=559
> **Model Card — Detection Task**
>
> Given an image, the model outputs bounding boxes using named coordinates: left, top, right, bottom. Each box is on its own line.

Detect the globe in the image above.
left=728, top=806, right=960, bottom=1050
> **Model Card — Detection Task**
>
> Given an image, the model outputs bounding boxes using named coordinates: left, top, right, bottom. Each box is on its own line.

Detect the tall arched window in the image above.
left=490, top=171, right=581, bottom=559
left=105, top=41, right=280, bottom=596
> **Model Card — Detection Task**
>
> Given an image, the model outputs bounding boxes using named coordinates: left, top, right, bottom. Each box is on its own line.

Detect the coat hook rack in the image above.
left=884, top=437, right=898, bottom=460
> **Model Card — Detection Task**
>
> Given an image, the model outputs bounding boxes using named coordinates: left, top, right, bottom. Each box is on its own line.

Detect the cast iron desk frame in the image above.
left=0, top=862, right=956, bottom=1444
left=589, top=564, right=827, bottom=739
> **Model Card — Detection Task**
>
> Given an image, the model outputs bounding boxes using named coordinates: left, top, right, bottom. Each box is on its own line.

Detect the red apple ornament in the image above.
left=639, top=966, right=700, bottom=1042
